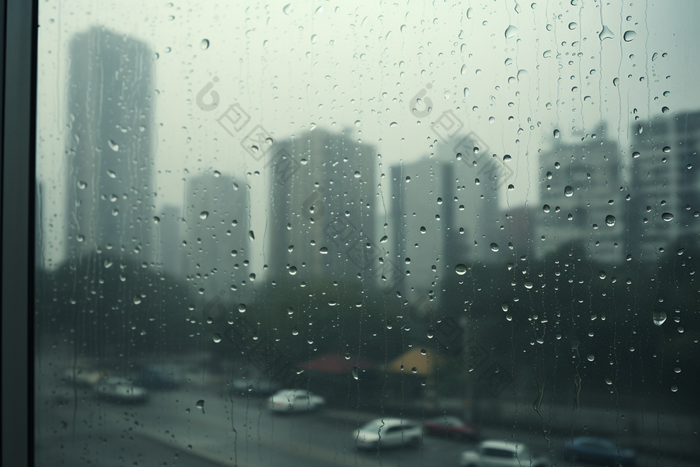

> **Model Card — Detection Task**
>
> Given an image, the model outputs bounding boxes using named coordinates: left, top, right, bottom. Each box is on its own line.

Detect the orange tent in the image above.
left=384, top=347, right=444, bottom=376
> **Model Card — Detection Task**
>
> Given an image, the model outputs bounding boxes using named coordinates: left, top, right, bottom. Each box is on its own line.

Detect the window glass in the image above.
left=34, top=1, right=700, bottom=466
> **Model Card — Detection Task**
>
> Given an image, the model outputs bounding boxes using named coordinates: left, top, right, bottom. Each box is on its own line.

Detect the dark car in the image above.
left=562, top=437, right=636, bottom=466
left=136, top=364, right=182, bottom=390
left=423, top=415, right=479, bottom=441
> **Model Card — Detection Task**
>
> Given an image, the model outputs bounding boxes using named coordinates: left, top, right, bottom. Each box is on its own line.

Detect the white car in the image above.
left=94, top=377, right=148, bottom=403
left=353, top=418, right=422, bottom=450
left=460, top=440, right=549, bottom=467
left=267, top=389, right=325, bottom=412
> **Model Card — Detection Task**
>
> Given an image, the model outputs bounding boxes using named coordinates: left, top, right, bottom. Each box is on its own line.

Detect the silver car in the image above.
left=267, top=389, right=325, bottom=412
left=460, top=440, right=549, bottom=467
left=353, top=418, right=422, bottom=450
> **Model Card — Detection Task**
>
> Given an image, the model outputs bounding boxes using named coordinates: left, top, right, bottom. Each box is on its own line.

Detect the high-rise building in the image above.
left=387, top=142, right=513, bottom=316
left=534, top=125, right=626, bottom=263
left=628, top=112, right=700, bottom=262
left=157, top=205, right=186, bottom=279
left=266, top=128, right=378, bottom=287
left=389, top=157, right=454, bottom=310
left=183, top=173, right=249, bottom=300
left=65, top=28, right=155, bottom=263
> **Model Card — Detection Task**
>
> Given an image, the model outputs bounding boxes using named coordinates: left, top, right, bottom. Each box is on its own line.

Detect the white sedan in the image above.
left=353, top=418, right=422, bottom=450
left=267, top=389, right=325, bottom=412
left=460, top=440, right=549, bottom=467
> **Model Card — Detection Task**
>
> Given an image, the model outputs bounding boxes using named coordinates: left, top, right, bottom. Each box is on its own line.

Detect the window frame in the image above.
left=1, top=0, right=37, bottom=466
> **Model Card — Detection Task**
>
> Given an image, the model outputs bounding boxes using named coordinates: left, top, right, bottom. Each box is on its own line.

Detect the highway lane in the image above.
left=36, top=381, right=698, bottom=467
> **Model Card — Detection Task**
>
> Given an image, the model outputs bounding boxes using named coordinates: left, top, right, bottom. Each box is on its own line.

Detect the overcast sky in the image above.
left=35, top=0, right=700, bottom=268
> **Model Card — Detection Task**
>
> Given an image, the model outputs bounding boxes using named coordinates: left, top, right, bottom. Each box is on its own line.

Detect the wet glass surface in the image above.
left=34, top=1, right=700, bottom=466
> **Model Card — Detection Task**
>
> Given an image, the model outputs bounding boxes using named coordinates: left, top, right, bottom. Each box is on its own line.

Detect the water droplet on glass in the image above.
left=599, top=25, right=614, bottom=40
left=524, top=282, right=534, bottom=289
left=200, top=39, right=210, bottom=50
left=238, top=303, right=247, bottom=313
left=289, top=266, right=297, bottom=275
left=283, top=3, right=292, bottom=15
left=133, top=296, right=142, bottom=305
left=352, top=367, right=359, bottom=380
left=605, top=215, right=616, bottom=226
left=504, top=25, right=518, bottom=39
left=213, top=334, right=222, bottom=343
left=661, top=213, right=674, bottom=222
left=652, top=310, right=667, bottom=326
left=671, top=385, right=678, bottom=393
left=249, top=230, right=255, bottom=240
left=490, top=243, right=499, bottom=252
left=553, top=129, right=560, bottom=138
left=455, top=264, right=467, bottom=275
left=568, top=22, right=577, bottom=30
left=108, top=140, right=119, bottom=151
left=77, top=181, right=87, bottom=189
left=501, top=302, right=509, bottom=312
left=199, top=211, right=209, bottom=219
left=564, top=186, right=574, bottom=197
left=319, top=247, right=328, bottom=254
left=196, top=400, right=205, bottom=411
left=623, top=30, right=636, bottom=42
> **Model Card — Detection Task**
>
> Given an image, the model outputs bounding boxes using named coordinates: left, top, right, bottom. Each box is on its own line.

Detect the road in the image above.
left=35, top=379, right=698, bottom=467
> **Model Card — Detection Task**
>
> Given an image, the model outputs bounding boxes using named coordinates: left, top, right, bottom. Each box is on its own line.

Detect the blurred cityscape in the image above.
left=35, top=27, right=700, bottom=465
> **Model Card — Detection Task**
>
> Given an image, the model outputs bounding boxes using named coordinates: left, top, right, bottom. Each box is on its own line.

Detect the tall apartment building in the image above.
left=183, top=173, right=249, bottom=301
left=534, top=125, right=626, bottom=263
left=628, top=112, right=700, bottom=261
left=266, top=128, right=378, bottom=288
left=65, top=28, right=155, bottom=264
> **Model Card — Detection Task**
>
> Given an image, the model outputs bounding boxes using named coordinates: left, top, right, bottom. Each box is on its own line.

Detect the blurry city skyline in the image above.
left=55, top=25, right=700, bottom=296
left=36, top=1, right=700, bottom=271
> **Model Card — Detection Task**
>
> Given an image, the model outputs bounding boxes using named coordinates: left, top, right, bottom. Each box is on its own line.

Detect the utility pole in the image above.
left=460, top=315, right=475, bottom=424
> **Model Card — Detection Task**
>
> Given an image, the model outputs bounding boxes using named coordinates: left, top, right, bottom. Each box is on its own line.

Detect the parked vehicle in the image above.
left=563, top=437, right=636, bottom=466
left=267, top=389, right=325, bottom=412
left=423, top=415, right=479, bottom=441
left=460, top=440, right=549, bottom=467
left=353, top=418, right=422, bottom=450
left=94, top=377, right=148, bottom=403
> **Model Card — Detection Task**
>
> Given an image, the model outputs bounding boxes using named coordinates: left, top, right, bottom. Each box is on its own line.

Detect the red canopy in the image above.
left=297, top=353, right=376, bottom=374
